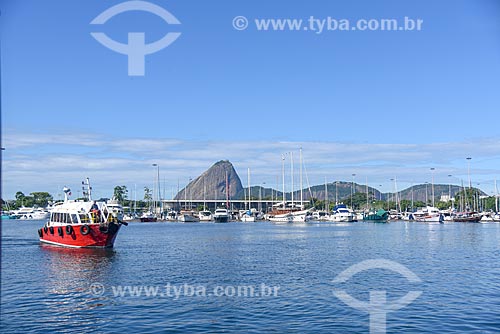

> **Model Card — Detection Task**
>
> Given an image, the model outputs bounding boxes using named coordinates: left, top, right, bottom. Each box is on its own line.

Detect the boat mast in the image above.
left=247, top=167, right=251, bottom=211
left=225, top=171, right=229, bottom=209
left=324, top=177, right=328, bottom=211
left=282, top=154, right=286, bottom=208
left=300, top=147, right=303, bottom=209
left=366, top=176, right=369, bottom=211
left=203, top=177, right=206, bottom=211
left=82, top=177, right=92, bottom=201
left=495, top=179, right=499, bottom=213
left=290, top=151, right=294, bottom=209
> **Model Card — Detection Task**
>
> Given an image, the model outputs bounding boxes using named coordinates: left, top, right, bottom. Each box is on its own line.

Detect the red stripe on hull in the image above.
left=39, top=224, right=121, bottom=248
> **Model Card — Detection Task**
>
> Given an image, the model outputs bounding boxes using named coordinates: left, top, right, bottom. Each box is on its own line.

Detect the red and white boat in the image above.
left=38, top=178, right=127, bottom=248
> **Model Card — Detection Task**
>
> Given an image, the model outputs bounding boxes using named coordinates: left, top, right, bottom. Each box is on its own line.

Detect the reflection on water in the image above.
left=39, top=245, right=117, bottom=329
left=2, top=219, right=500, bottom=333
left=40, top=245, right=116, bottom=294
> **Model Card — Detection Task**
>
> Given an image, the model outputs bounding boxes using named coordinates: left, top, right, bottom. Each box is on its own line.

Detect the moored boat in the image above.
left=408, top=206, right=444, bottom=223
left=179, top=210, right=200, bottom=222
left=165, top=209, right=178, bottom=221
left=452, top=212, right=482, bottom=223
left=11, top=207, right=50, bottom=220
left=139, top=211, right=157, bottom=222
left=38, top=179, right=127, bottom=248
left=213, top=208, right=229, bottom=223
left=329, top=204, right=355, bottom=222
left=363, top=209, right=389, bottom=222
left=198, top=210, right=213, bottom=222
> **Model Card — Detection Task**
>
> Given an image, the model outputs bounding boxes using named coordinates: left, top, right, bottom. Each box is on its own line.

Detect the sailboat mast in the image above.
left=366, top=176, right=369, bottom=210
left=203, top=177, right=206, bottom=211
left=247, top=167, right=251, bottom=211
left=324, top=177, right=328, bottom=211
left=495, top=180, right=498, bottom=213
left=225, top=171, right=229, bottom=209
left=300, top=148, right=303, bottom=209
left=290, top=151, right=294, bottom=208
left=282, top=154, right=286, bottom=208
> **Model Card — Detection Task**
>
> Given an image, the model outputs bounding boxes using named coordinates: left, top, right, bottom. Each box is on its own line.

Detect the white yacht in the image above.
left=329, top=204, right=355, bottom=222
left=408, top=206, right=444, bottom=223
left=312, top=211, right=329, bottom=221
left=198, top=210, right=213, bottom=222
left=213, top=208, right=229, bottom=223
left=12, top=207, right=50, bottom=220
left=165, top=210, right=178, bottom=221
left=106, top=199, right=124, bottom=222
left=179, top=210, right=199, bottom=222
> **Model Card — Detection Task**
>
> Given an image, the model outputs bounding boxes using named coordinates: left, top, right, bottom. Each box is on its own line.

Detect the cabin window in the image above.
left=71, top=214, right=78, bottom=224
left=50, top=213, right=55, bottom=222
left=79, top=213, right=89, bottom=223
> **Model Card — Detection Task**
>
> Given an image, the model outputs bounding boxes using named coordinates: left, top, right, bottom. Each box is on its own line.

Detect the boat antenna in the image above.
left=82, top=178, right=93, bottom=201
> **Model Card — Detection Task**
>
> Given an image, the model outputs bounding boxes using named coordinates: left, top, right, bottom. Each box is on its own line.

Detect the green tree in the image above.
left=144, top=187, right=152, bottom=202
left=455, top=188, right=482, bottom=211
left=113, top=186, right=128, bottom=203
left=30, top=192, right=53, bottom=207
left=14, top=191, right=33, bottom=208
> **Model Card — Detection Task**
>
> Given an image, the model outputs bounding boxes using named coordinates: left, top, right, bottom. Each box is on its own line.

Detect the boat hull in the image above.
left=38, top=223, right=121, bottom=248
left=140, top=217, right=157, bottom=222
left=214, top=216, right=229, bottom=223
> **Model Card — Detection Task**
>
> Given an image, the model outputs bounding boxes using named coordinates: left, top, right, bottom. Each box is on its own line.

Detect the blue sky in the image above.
left=2, top=0, right=500, bottom=200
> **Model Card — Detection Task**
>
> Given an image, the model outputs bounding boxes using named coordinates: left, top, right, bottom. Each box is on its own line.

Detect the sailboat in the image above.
left=198, top=179, right=213, bottom=221
left=241, top=168, right=255, bottom=222
left=268, top=149, right=310, bottom=223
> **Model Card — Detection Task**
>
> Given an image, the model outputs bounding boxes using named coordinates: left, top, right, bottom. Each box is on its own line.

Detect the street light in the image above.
left=466, top=157, right=472, bottom=210
left=448, top=174, right=453, bottom=207
left=466, top=157, right=472, bottom=189
left=430, top=167, right=435, bottom=207
left=424, top=182, right=429, bottom=205
left=351, top=173, right=356, bottom=209
left=390, top=178, right=395, bottom=210
left=152, top=164, right=160, bottom=216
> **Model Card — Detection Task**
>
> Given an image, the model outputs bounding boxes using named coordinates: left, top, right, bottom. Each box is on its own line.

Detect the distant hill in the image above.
left=395, top=184, right=484, bottom=202
left=174, top=160, right=243, bottom=201
left=174, top=160, right=485, bottom=203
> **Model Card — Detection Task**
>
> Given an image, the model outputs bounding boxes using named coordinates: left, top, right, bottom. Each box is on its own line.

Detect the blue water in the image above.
left=2, top=220, right=500, bottom=333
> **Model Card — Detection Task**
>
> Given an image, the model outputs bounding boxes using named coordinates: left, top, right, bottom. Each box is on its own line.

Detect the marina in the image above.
left=2, top=0, right=500, bottom=333
left=2, top=218, right=500, bottom=333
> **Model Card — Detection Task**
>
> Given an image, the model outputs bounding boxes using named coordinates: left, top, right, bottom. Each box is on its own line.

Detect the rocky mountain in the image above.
left=174, top=160, right=485, bottom=204
left=174, top=160, right=243, bottom=201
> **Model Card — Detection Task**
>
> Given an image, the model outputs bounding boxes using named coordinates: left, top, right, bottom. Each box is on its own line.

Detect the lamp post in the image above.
left=430, top=167, right=435, bottom=207
left=351, top=173, right=356, bottom=209
left=152, top=164, right=160, bottom=216
left=466, top=157, right=472, bottom=189
left=259, top=182, right=265, bottom=213
left=425, top=182, right=429, bottom=205
left=448, top=174, right=453, bottom=209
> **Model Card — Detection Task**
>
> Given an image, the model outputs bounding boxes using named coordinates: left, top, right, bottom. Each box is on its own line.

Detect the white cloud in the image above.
left=3, top=131, right=500, bottom=199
